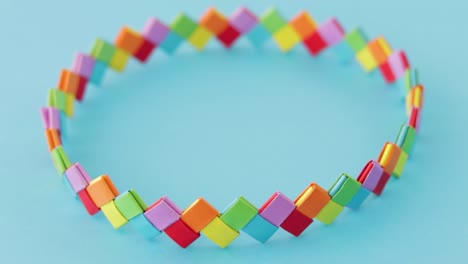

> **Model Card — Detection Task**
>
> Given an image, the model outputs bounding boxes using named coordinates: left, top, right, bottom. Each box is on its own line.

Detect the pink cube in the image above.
left=388, top=50, right=410, bottom=79
left=229, top=7, right=258, bottom=33
left=142, top=17, right=170, bottom=44
left=144, top=196, right=182, bottom=231
left=71, top=53, right=96, bottom=79
left=65, top=163, right=92, bottom=193
left=259, top=192, right=295, bottom=226
left=318, top=18, right=345, bottom=46
left=40, top=107, right=60, bottom=130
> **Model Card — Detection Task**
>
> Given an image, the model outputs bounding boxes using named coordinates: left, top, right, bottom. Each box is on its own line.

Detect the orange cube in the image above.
left=115, top=26, right=144, bottom=55
left=45, top=129, right=61, bottom=151
left=85, top=175, right=119, bottom=207
left=294, top=183, right=330, bottom=219
left=199, top=8, right=229, bottom=35
left=377, top=143, right=402, bottom=175
left=58, top=70, right=80, bottom=96
left=181, top=198, right=218, bottom=232
left=368, top=37, right=391, bottom=66
left=290, top=11, right=317, bottom=39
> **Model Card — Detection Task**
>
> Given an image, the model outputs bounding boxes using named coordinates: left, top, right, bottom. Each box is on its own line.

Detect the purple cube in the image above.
left=142, top=17, right=170, bottom=45
left=259, top=192, right=295, bottom=226
left=65, top=163, right=92, bottom=193
left=71, top=53, right=96, bottom=79
left=388, top=51, right=408, bottom=79
left=229, top=7, right=258, bottom=33
left=318, top=18, right=345, bottom=46
left=361, top=160, right=385, bottom=191
left=144, top=196, right=182, bottom=231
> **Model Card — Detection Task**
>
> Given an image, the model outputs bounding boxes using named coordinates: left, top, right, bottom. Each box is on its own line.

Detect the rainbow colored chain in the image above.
left=40, top=7, right=425, bottom=248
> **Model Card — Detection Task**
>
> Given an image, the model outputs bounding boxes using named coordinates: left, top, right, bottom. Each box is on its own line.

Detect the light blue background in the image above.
left=0, top=0, right=466, bottom=263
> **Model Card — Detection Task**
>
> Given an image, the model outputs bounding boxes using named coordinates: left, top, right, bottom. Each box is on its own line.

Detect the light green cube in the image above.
left=315, top=200, right=344, bottom=225
left=260, top=7, right=287, bottom=34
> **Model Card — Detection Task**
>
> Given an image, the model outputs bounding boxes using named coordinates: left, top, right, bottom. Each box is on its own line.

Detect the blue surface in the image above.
left=0, top=0, right=466, bottom=263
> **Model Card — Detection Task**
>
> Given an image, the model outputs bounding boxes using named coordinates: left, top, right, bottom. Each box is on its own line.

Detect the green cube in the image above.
left=329, top=173, right=361, bottom=206
left=48, top=89, right=67, bottom=111
left=345, top=28, right=368, bottom=53
left=402, top=126, right=416, bottom=154
left=170, top=13, right=198, bottom=38
left=51, top=146, right=70, bottom=175
left=114, top=189, right=148, bottom=220
left=260, top=7, right=287, bottom=34
left=220, top=196, right=258, bottom=231
left=315, top=200, right=343, bottom=225
left=90, top=38, right=117, bottom=64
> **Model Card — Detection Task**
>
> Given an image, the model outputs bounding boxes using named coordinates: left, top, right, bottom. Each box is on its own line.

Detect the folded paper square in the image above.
left=165, top=219, right=200, bottom=248
left=200, top=8, right=229, bottom=35
left=357, top=160, right=391, bottom=195
left=346, top=187, right=371, bottom=210
left=303, top=31, right=327, bottom=56
left=142, top=18, right=170, bottom=45
left=89, top=60, right=107, bottom=85
left=259, top=192, right=295, bottom=226
left=101, top=201, right=128, bottom=229
left=318, top=18, right=345, bottom=46
left=51, top=146, right=71, bottom=175
left=71, top=53, right=96, bottom=79
left=188, top=26, right=212, bottom=50
left=273, top=25, right=301, bottom=52
left=77, top=189, right=100, bottom=215
left=242, top=214, right=278, bottom=243
left=229, top=7, right=258, bottom=33
left=356, top=46, right=378, bottom=72
left=395, top=124, right=416, bottom=154
left=64, top=163, right=92, bottom=193
left=109, top=48, right=130, bottom=72
left=90, top=39, right=117, bottom=65
left=378, top=143, right=402, bottom=175
left=45, top=129, right=61, bottom=151
left=260, top=7, right=286, bottom=34
left=201, top=217, right=239, bottom=248
left=290, top=11, right=317, bottom=39
left=170, top=13, right=198, bottom=39
left=216, top=24, right=241, bottom=48
left=368, top=37, right=392, bottom=66
left=159, top=31, right=184, bottom=54
left=134, top=38, right=156, bottom=62
left=144, top=196, right=182, bottom=231
left=220, top=196, right=258, bottom=231
left=329, top=173, right=361, bottom=206
left=115, top=27, right=144, bottom=55
left=181, top=198, right=219, bottom=232
left=345, top=28, right=368, bottom=53
left=114, top=189, right=147, bottom=220
left=294, top=183, right=330, bottom=218
left=315, top=200, right=344, bottom=224
left=246, top=24, right=271, bottom=46
left=280, top=208, right=313, bottom=236
left=85, top=175, right=119, bottom=208
left=406, top=85, right=424, bottom=115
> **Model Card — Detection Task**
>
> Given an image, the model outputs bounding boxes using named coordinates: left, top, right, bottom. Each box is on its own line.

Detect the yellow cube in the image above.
left=377, top=37, right=392, bottom=57
left=65, top=93, right=74, bottom=117
left=188, top=26, right=213, bottom=51
left=315, top=200, right=344, bottom=225
left=272, top=25, right=301, bottom=52
left=393, top=151, right=408, bottom=177
left=356, top=47, right=378, bottom=72
left=201, top=217, right=239, bottom=248
left=110, top=49, right=131, bottom=72
left=101, top=201, right=128, bottom=229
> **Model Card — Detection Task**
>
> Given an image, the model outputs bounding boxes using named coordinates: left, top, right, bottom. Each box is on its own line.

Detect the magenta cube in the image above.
left=388, top=51, right=409, bottom=79
left=229, top=7, right=258, bottom=33
left=71, top=53, right=96, bottom=79
left=142, top=17, right=170, bottom=44
left=361, top=161, right=385, bottom=191
left=49, top=107, right=60, bottom=130
left=144, top=196, right=182, bottom=231
left=318, top=18, right=345, bottom=46
left=40, top=107, right=50, bottom=129
left=259, top=192, right=295, bottom=226
left=65, top=163, right=92, bottom=193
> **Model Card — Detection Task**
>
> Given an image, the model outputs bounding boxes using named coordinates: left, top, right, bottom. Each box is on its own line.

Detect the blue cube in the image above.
left=159, top=31, right=184, bottom=55
left=242, top=214, right=278, bottom=243
left=346, top=187, right=371, bottom=210
left=246, top=24, right=271, bottom=47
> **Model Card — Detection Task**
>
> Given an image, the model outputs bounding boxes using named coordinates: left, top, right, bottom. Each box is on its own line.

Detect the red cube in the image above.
left=280, top=208, right=313, bottom=237
left=134, top=39, right=156, bottom=63
left=379, top=61, right=396, bottom=84
left=217, top=24, right=241, bottom=48
left=303, top=32, right=328, bottom=56
left=164, top=219, right=200, bottom=248
left=78, top=189, right=100, bottom=215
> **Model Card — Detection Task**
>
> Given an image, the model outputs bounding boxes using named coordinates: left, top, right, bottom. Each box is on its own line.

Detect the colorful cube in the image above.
left=159, top=31, right=184, bottom=54
left=134, top=38, right=156, bottom=62
left=357, top=160, right=390, bottom=195
left=378, top=143, right=402, bottom=175
left=51, top=146, right=71, bottom=175
left=200, top=8, right=229, bottom=35
left=77, top=189, right=100, bottom=215
left=246, top=24, right=271, bottom=47
left=294, top=183, right=330, bottom=218
left=90, top=39, right=117, bottom=65
left=242, top=214, right=278, bottom=243
left=220, top=196, right=258, bottom=231
left=315, top=200, right=344, bottom=224
left=164, top=219, right=200, bottom=248
left=331, top=39, right=355, bottom=63
left=101, top=201, right=128, bottom=229
left=181, top=198, right=218, bottom=232
left=144, top=196, right=182, bottom=231
left=229, top=7, right=258, bottom=33
left=57, top=69, right=80, bottom=96
left=280, top=208, right=313, bottom=236
left=114, top=27, right=144, bottom=55
left=114, top=189, right=147, bottom=220
left=130, top=213, right=161, bottom=240
left=356, top=46, right=378, bottom=72
left=258, top=192, right=295, bottom=226
left=260, top=7, right=287, bottom=34
left=85, top=175, right=119, bottom=208
left=64, top=163, right=92, bottom=193
left=346, top=187, right=371, bottom=210
left=394, top=149, right=409, bottom=177
left=406, top=84, right=424, bottom=115
left=400, top=68, right=419, bottom=97
left=290, top=11, right=317, bottom=39
left=109, top=48, right=131, bottom=72
left=89, top=60, right=107, bottom=85
left=272, top=25, right=301, bottom=52
left=387, top=50, right=410, bottom=80
left=170, top=13, right=198, bottom=39
left=71, top=53, right=95, bottom=79
left=395, top=124, right=416, bottom=154
left=188, top=26, right=212, bottom=50
left=329, top=173, right=362, bottom=206
left=368, top=37, right=392, bottom=66
left=318, top=18, right=345, bottom=46
left=408, top=107, right=421, bottom=130
left=45, top=129, right=61, bottom=152
left=142, top=18, right=170, bottom=45
left=201, top=217, right=239, bottom=248
left=345, top=28, right=368, bottom=53
left=217, top=24, right=241, bottom=48
left=303, top=31, right=328, bottom=56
